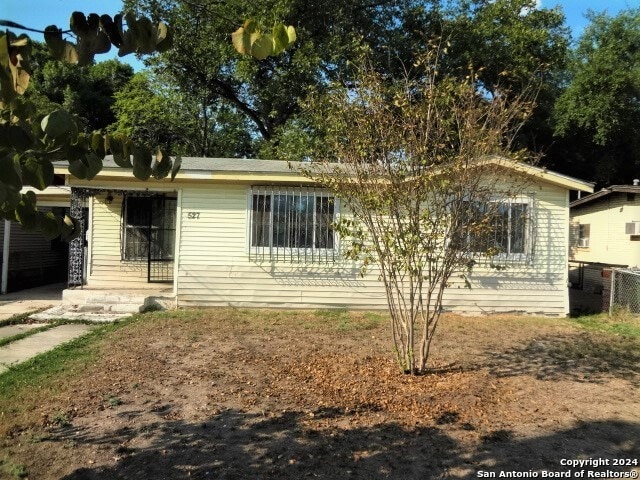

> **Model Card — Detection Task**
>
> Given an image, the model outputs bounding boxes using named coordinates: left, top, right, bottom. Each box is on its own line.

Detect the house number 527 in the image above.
left=187, top=212, right=200, bottom=219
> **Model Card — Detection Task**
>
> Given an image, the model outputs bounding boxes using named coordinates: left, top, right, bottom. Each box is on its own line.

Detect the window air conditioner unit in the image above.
left=625, top=222, right=640, bottom=235
left=578, top=238, right=589, bottom=247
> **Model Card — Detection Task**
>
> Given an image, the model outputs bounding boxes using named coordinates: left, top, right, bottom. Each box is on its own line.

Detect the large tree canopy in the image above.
left=123, top=0, right=570, bottom=157
left=123, top=0, right=423, bottom=151
left=109, top=71, right=254, bottom=157
left=27, top=54, right=134, bottom=133
left=552, top=8, right=640, bottom=186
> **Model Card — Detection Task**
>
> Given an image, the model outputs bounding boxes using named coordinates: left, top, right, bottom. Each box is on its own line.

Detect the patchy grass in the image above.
left=0, top=316, right=136, bottom=421
left=0, top=310, right=45, bottom=328
left=0, top=458, right=28, bottom=479
left=570, top=310, right=640, bottom=338
left=314, top=309, right=387, bottom=331
left=0, top=308, right=638, bottom=479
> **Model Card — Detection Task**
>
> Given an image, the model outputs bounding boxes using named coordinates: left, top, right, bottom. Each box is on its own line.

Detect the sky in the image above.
left=2, top=0, right=638, bottom=70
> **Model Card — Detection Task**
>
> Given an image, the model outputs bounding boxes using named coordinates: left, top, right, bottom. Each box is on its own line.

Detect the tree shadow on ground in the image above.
left=58, top=407, right=639, bottom=480
left=480, top=332, right=640, bottom=386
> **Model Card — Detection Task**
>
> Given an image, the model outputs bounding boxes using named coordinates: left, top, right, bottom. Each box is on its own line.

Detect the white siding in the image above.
left=87, top=194, right=149, bottom=287
left=176, top=182, right=571, bottom=315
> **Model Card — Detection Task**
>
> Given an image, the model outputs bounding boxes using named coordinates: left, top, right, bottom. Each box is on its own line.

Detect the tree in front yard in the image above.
left=300, top=47, right=540, bottom=374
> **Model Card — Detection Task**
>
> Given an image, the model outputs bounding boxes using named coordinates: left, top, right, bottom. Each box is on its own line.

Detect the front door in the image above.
left=122, top=194, right=177, bottom=283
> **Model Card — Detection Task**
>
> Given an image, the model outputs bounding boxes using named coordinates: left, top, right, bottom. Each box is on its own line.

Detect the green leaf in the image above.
left=67, top=159, right=88, bottom=179
left=286, top=25, right=296, bottom=46
left=231, top=20, right=259, bottom=55
left=155, top=22, right=173, bottom=52
left=108, top=136, right=133, bottom=168
left=132, top=144, right=152, bottom=180
left=251, top=34, right=274, bottom=60
left=8, top=125, right=32, bottom=152
left=0, top=182, right=7, bottom=205
left=99, top=14, right=122, bottom=47
left=90, top=131, right=106, bottom=157
left=135, top=17, right=157, bottom=54
left=118, top=14, right=138, bottom=56
left=61, top=214, right=80, bottom=241
left=0, top=154, right=22, bottom=190
left=44, top=26, right=79, bottom=63
left=15, top=194, right=38, bottom=230
left=152, top=149, right=172, bottom=179
left=70, top=12, right=89, bottom=36
left=272, top=24, right=289, bottom=55
left=84, top=152, right=103, bottom=180
left=21, top=155, right=54, bottom=190
left=38, top=211, right=61, bottom=240
left=67, top=153, right=102, bottom=180
left=41, top=110, right=74, bottom=138
left=6, top=33, right=31, bottom=96
left=171, top=155, right=182, bottom=181
left=70, top=12, right=112, bottom=65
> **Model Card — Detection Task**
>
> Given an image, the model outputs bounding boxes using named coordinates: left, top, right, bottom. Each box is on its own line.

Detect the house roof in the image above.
left=106, top=156, right=292, bottom=173
left=570, top=185, right=640, bottom=208
left=54, top=156, right=595, bottom=192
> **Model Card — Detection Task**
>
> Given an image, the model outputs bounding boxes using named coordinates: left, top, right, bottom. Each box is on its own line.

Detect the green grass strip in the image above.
left=0, top=323, right=59, bottom=348
left=0, top=315, right=137, bottom=399
left=569, top=313, right=640, bottom=339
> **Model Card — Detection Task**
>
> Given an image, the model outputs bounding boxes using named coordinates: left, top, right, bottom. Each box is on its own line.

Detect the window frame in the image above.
left=461, top=195, right=534, bottom=264
left=247, top=186, right=339, bottom=263
left=578, top=224, right=590, bottom=248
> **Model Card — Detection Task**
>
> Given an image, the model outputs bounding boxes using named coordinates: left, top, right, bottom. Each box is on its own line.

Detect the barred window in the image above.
left=249, top=187, right=337, bottom=262
left=462, top=198, right=533, bottom=262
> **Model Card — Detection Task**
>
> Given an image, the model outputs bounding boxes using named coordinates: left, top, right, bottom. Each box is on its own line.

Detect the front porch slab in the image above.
left=62, top=288, right=175, bottom=312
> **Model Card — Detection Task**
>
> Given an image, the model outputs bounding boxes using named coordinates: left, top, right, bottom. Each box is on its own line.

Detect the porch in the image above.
left=62, top=286, right=175, bottom=313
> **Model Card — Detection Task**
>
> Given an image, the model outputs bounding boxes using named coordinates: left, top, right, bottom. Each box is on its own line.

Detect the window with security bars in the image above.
left=249, top=187, right=338, bottom=262
left=460, top=198, right=533, bottom=263
left=122, top=196, right=176, bottom=261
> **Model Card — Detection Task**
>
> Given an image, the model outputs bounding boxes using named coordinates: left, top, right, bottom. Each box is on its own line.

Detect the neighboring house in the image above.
left=570, top=183, right=640, bottom=267
left=568, top=182, right=640, bottom=312
left=0, top=186, right=71, bottom=293
left=56, top=157, right=593, bottom=316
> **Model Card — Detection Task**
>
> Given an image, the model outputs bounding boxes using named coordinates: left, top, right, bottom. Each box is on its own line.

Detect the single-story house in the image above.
left=56, top=157, right=593, bottom=316
left=568, top=182, right=640, bottom=312
left=1, top=186, right=71, bottom=293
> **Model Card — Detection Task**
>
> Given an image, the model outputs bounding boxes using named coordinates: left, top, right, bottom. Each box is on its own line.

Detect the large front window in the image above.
left=249, top=187, right=337, bottom=262
left=462, top=198, right=533, bottom=263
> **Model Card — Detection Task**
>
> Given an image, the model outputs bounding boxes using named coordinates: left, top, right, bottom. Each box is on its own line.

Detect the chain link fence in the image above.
left=610, top=268, right=640, bottom=315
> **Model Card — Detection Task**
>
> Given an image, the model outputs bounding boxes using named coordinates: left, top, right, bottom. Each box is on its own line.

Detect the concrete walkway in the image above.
left=0, top=323, right=95, bottom=373
left=0, top=323, right=45, bottom=340
left=0, top=283, right=94, bottom=374
left=0, top=283, right=65, bottom=321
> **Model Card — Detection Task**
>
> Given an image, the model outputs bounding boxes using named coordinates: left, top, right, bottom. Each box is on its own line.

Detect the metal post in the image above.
left=609, top=268, right=616, bottom=317
left=1, top=220, right=11, bottom=294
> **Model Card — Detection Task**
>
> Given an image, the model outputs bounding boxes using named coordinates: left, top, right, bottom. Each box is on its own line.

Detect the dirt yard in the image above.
left=1, top=309, right=639, bottom=479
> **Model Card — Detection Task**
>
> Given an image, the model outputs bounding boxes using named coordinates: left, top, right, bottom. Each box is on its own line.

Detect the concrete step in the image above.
left=74, top=303, right=143, bottom=314
left=63, top=290, right=149, bottom=306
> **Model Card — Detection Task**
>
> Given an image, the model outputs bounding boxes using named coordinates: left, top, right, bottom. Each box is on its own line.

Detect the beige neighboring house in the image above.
left=56, top=157, right=593, bottom=316
left=1, top=186, right=71, bottom=293
left=569, top=182, right=640, bottom=312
